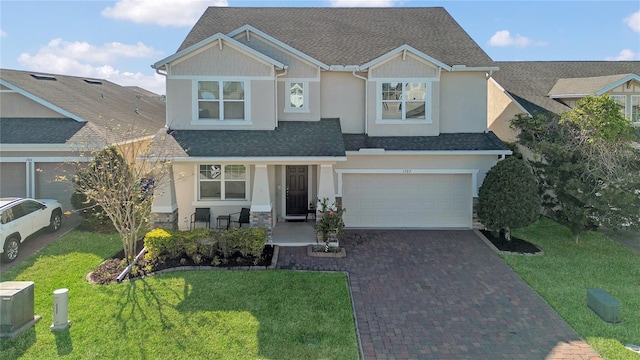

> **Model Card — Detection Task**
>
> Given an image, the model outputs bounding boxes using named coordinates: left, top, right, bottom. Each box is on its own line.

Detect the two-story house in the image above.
left=0, top=69, right=166, bottom=210
left=488, top=61, right=640, bottom=143
left=151, top=7, right=511, bottom=238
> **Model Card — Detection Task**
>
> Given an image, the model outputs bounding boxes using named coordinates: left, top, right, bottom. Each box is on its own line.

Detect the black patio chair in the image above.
left=190, top=208, right=211, bottom=229
left=229, top=207, right=250, bottom=228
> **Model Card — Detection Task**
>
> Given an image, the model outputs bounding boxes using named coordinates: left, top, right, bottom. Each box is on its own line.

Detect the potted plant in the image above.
left=313, top=198, right=346, bottom=252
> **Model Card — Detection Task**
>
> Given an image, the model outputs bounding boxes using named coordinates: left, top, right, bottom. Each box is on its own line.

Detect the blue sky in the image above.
left=1, top=0, right=638, bottom=94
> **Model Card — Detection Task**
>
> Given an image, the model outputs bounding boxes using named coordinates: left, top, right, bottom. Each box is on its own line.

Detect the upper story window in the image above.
left=284, top=81, right=309, bottom=113
left=380, top=82, right=429, bottom=121
left=198, top=164, right=247, bottom=200
left=197, top=81, right=245, bottom=120
left=631, top=95, right=640, bottom=125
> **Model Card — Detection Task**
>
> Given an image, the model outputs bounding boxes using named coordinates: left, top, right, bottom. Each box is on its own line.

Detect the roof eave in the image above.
left=153, top=32, right=286, bottom=70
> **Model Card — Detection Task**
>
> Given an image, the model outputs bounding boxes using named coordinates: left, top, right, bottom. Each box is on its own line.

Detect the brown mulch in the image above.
left=88, top=239, right=275, bottom=285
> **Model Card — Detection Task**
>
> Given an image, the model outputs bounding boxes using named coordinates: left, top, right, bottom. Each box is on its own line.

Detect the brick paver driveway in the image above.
left=277, top=230, right=600, bottom=360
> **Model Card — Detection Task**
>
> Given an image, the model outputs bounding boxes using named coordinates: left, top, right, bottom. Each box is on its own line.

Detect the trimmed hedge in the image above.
left=144, top=227, right=267, bottom=265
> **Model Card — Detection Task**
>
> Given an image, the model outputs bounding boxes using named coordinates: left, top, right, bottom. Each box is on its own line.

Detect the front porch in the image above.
left=270, top=220, right=317, bottom=246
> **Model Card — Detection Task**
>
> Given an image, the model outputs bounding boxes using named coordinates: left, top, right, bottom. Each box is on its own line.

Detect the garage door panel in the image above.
left=343, top=174, right=471, bottom=228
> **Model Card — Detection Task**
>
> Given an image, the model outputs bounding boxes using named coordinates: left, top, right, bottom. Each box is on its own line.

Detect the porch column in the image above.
left=317, top=164, right=336, bottom=205
left=151, top=165, right=178, bottom=229
left=250, top=164, right=273, bottom=241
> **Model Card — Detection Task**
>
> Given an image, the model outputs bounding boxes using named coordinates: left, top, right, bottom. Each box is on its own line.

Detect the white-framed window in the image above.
left=196, top=80, right=246, bottom=120
left=198, top=164, right=247, bottom=200
left=284, top=80, right=309, bottom=113
left=631, top=95, right=640, bottom=125
left=610, top=94, right=627, bottom=118
left=379, top=81, right=430, bottom=121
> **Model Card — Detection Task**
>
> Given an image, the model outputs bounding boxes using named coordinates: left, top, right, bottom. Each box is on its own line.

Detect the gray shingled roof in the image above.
left=169, top=119, right=346, bottom=157
left=0, top=68, right=166, bottom=145
left=178, top=7, right=493, bottom=68
left=343, top=132, right=510, bottom=152
left=547, top=73, right=633, bottom=97
left=492, top=61, right=640, bottom=116
left=0, top=118, right=86, bottom=144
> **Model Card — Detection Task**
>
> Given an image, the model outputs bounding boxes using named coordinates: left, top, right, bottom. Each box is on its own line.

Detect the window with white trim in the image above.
left=284, top=81, right=309, bottom=112
left=631, top=95, right=640, bottom=125
left=380, top=82, right=429, bottom=120
left=197, top=81, right=245, bottom=120
left=198, top=164, right=246, bottom=200
left=610, top=95, right=627, bottom=118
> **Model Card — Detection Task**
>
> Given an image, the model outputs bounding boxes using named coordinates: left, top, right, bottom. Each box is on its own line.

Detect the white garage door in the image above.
left=342, top=174, right=472, bottom=228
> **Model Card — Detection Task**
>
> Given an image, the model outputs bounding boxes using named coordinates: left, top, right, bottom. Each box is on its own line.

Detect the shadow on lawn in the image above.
left=113, top=270, right=354, bottom=360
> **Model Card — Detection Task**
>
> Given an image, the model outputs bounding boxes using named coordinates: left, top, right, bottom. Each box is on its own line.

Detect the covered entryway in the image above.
left=342, top=173, right=473, bottom=228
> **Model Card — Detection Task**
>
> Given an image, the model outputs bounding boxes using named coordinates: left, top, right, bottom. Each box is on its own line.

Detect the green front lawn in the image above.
left=0, top=231, right=359, bottom=360
left=506, top=218, right=640, bottom=360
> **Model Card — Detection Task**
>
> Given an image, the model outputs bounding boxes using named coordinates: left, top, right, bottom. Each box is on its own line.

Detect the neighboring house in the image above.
left=0, top=69, right=166, bottom=210
left=150, top=7, right=511, bottom=235
left=488, top=61, right=640, bottom=142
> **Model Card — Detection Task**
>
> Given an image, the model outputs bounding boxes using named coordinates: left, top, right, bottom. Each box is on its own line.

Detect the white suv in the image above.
left=0, top=197, right=63, bottom=262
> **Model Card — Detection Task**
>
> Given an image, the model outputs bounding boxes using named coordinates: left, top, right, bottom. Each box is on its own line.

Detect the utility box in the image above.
left=0, top=281, right=40, bottom=338
left=587, top=288, right=621, bottom=323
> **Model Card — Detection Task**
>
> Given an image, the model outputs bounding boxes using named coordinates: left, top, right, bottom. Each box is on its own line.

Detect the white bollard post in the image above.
left=50, top=288, right=71, bottom=331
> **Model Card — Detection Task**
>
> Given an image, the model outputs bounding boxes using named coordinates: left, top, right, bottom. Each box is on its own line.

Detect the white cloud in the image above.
left=102, top=0, right=228, bottom=27
left=17, top=39, right=166, bottom=94
left=24, top=38, right=162, bottom=64
left=488, top=30, right=547, bottom=48
left=624, top=11, right=640, bottom=32
left=605, top=49, right=640, bottom=61
left=0, top=29, right=6, bottom=37
left=330, top=0, right=401, bottom=6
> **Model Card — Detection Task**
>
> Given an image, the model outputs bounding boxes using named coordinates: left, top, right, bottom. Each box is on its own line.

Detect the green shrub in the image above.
left=478, top=157, right=541, bottom=240
left=143, top=227, right=266, bottom=264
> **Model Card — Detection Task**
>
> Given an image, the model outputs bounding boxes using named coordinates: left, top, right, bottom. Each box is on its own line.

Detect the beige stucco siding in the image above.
left=487, top=79, right=523, bottom=142
left=277, top=81, right=321, bottom=121
left=165, top=78, right=276, bottom=130
left=320, top=72, right=365, bottom=133
left=439, top=72, right=488, bottom=133
left=170, top=42, right=273, bottom=77
left=0, top=92, right=64, bottom=118
left=170, top=162, right=255, bottom=230
left=233, top=34, right=318, bottom=79
left=165, top=79, right=192, bottom=130
left=369, top=53, right=439, bottom=78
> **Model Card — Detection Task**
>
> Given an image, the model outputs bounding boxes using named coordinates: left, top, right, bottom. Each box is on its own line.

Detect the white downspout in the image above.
left=352, top=70, right=368, bottom=134
left=275, top=67, right=288, bottom=129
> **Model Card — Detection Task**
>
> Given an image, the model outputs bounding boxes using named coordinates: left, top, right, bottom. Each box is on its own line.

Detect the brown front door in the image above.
left=286, top=165, right=308, bottom=216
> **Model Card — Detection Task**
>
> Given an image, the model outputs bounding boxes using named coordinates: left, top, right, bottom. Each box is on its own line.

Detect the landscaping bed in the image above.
left=89, top=227, right=275, bottom=285
left=480, top=229, right=543, bottom=255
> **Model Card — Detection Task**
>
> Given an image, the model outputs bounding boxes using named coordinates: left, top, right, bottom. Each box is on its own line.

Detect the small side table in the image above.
left=216, top=215, right=230, bottom=230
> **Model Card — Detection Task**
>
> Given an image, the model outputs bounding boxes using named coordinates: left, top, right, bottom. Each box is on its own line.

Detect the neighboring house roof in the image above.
left=177, top=7, right=494, bottom=68
left=0, top=68, right=166, bottom=145
left=491, top=61, right=640, bottom=116
left=547, top=73, right=638, bottom=98
left=168, top=118, right=345, bottom=157
left=0, top=118, right=86, bottom=144
left=343, top=132, right=510, bottom=152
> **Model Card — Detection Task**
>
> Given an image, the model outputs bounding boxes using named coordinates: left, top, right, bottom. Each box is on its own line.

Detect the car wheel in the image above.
left=3, top=237, right=20, bottom=262
left=49, top=211, right=62, bottom=232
